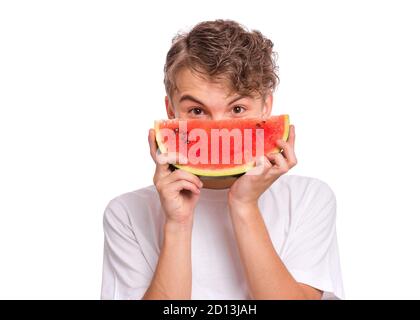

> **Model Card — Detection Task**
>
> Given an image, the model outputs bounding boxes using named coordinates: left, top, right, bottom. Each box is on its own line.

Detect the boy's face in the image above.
left=163, top=68, right=274, bottom=189
left=165, top=68, right=273, bottom=120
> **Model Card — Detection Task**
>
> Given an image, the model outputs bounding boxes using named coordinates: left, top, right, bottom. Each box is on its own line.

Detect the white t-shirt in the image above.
left=100, top=174, right=344, bottom=300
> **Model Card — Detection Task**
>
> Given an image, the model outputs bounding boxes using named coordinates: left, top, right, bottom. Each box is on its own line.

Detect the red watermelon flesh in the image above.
left=154, top=115, right=290, bottom=177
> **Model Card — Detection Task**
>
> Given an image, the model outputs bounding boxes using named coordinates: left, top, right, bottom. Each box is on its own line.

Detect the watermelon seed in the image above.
left=256, top=123, right=261, bottom=128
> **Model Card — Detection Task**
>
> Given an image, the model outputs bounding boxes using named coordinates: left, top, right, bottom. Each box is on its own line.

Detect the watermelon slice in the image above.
left=154, top=115, right=290, bottom=177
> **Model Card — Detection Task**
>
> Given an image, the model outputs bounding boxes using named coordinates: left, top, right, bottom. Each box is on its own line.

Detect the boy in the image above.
left=101, top=19, right=344, bottom=300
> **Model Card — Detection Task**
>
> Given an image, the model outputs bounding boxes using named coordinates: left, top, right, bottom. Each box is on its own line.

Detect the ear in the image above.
left=261, top=93, right=273, bottom=119
left=165, top=96, right=176, bottom=119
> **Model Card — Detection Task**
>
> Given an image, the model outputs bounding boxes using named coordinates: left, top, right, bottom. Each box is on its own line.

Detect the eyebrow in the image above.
left=178, top=94, right=249, bottom=106
left=179, top=94, right=205, bottom=106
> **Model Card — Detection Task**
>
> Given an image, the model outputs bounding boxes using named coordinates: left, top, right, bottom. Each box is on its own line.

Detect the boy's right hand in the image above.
left=148, top=128, right=203, bottom=226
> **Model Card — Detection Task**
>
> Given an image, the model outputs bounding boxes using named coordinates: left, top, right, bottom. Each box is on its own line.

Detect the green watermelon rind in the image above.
left=154, top=115, right=290, bottom=177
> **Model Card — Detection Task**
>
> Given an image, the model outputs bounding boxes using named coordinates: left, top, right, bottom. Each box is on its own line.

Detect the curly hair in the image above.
left=164, top=19, right=279, bottom=100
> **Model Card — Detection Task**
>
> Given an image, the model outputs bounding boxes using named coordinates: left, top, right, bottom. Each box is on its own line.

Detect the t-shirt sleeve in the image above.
left=282, top=180, right=345, bottom=300
left=100, top=197, right=154, bottom=300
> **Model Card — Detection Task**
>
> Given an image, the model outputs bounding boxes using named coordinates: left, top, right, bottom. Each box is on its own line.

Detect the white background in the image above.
left=1, top=0, right=419, bottom=299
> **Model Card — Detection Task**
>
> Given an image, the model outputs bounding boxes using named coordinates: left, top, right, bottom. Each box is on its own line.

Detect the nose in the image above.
left=209, top=112, right=230, bottom=121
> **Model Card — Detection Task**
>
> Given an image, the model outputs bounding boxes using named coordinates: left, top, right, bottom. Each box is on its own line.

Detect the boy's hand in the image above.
left=148, top=129, right=203, bottom=226
left=228, top=125, right=297, bottom=212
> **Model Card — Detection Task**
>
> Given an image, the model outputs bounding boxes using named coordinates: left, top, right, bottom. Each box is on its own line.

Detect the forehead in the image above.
left=173, top=68, right=235, bottom=100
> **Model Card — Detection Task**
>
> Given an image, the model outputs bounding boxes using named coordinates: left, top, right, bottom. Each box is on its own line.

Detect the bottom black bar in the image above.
left=0, top=300, right=418, bottom=319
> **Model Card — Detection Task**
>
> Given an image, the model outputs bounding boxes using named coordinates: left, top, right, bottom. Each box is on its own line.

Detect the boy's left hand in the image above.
left=228, top=125, right=297, bottom=210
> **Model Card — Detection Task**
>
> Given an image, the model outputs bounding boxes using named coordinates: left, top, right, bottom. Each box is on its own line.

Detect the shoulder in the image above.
left=276, top=174, right=336, bottom=202
left=103, top=185, right=161, bottom=231
left=270, top=174, right=337, bottom=223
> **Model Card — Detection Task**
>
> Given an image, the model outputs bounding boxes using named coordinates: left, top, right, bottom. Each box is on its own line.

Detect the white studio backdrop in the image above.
left=0, top=0, right=419, bottom=299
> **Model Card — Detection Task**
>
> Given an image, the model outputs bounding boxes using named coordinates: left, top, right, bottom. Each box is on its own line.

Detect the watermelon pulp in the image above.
left=154, top=115, right=290, bottom=177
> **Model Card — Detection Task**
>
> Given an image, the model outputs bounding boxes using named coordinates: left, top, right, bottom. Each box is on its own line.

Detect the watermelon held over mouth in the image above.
left=154, top=115, right=290, bottom=177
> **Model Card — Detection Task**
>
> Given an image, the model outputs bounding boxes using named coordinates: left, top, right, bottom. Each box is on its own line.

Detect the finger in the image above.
left=287, top=124, right=295, bottom=149
left=276, top=139, right=298, bottom=167
left=149, top=129, right=187, bottom=165
left=169, top=180, right=201, bottom=195
left=266, top=152, right=288, bottom=168
left=148, top=128, right=158, bottom=163
left=245, top=155, right=271, bottom=176
left=156, top=151, right=188, bottom=166
left=260, top=155, right=276, bottom=177
left=262, top=155, right=273, bottom=171
left=149, top=129, right=176, bottom=180
left=150, top=128, right=191, bottom=181
left=266, top=152, right=289, bottom=175
left=154, top=152, right=185, bottom=182
left=166, top=169, right=203, bottom=189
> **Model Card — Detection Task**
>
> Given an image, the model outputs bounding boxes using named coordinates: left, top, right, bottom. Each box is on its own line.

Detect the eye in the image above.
left=232, top=105, right=246, bottom=114
left=188, top=107, right=204, bottom=116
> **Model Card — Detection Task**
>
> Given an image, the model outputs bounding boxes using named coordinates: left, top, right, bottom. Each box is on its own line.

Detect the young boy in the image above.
left=101, top=19, right=344, bottom=300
